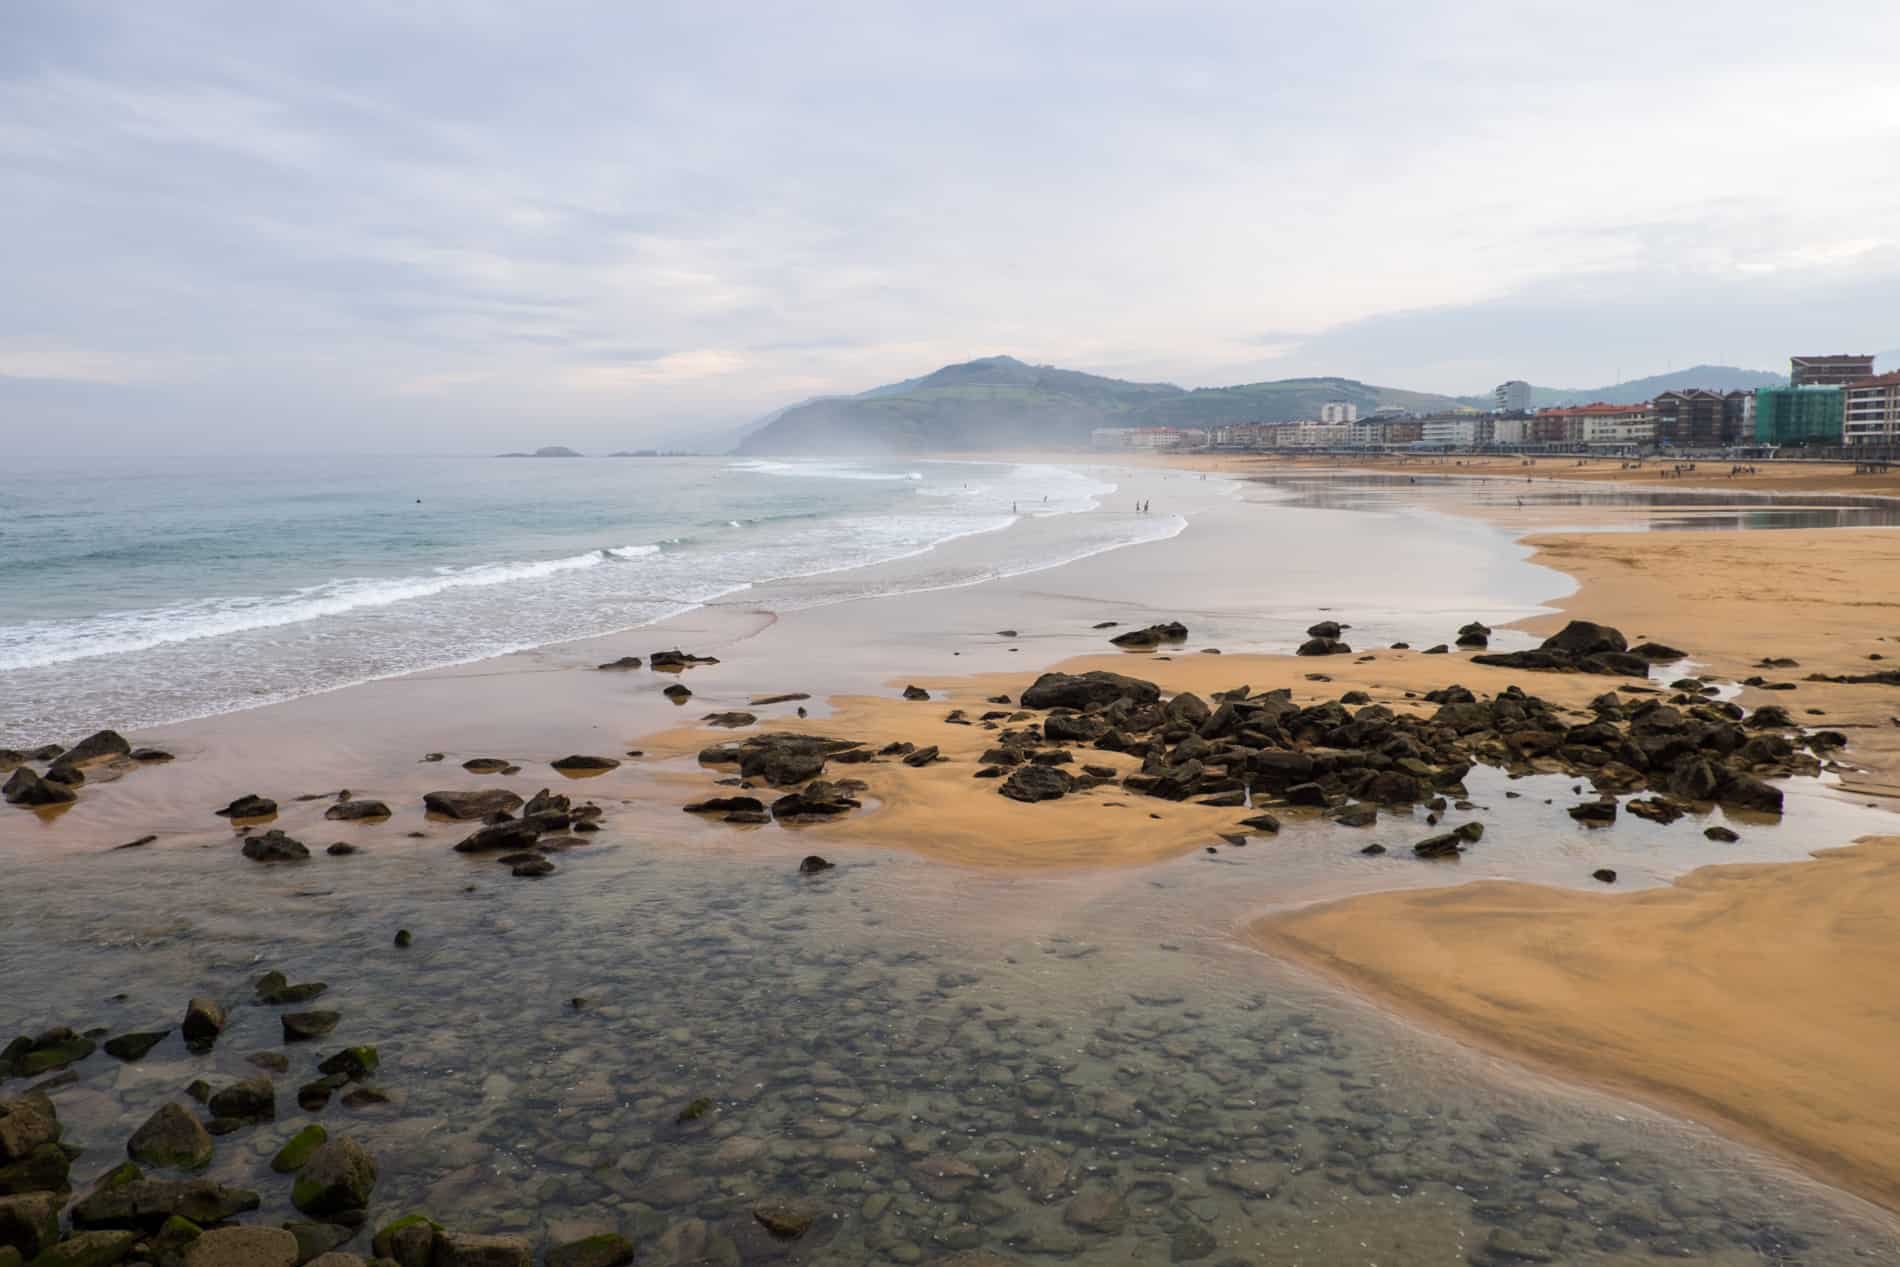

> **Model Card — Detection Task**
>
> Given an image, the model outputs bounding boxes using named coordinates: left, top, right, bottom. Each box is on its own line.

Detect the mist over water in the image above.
left=0, top=455, right=1179, bottom=742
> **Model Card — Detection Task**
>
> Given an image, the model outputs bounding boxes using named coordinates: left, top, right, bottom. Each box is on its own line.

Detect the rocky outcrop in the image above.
left=423, top=789, right=524, bottom=820
left=240, top=830, right=309, bottom=862
left=1470, top=620, right=1654, bottom=677
left=213, top=794, right=276, bottom=819
left=323, top=800, right=390, bottom=821
left=63, top=730, right=131, bottom=766
left=2, top=769, right=76, bottom=808
left=290, top=1138, right=376, bottom=1218
left=649, top=650, right=719, bottom=671
left=1108, top=621, right=1188, bottom=648
left=1020, top=671, right=1160, bottom=711
left=1296, top=637, right=1351, bottom=656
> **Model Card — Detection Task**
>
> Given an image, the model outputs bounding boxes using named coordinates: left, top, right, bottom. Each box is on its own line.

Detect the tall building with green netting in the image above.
left=1754, top=386, right=1843, bottom=445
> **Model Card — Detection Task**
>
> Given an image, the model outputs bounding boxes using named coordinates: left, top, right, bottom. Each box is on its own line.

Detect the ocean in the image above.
left=0, top=454, right=1182, bottom=744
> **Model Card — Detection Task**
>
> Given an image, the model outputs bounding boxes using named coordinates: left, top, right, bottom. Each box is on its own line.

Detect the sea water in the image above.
left=0, top=455, right=1179, bottom=742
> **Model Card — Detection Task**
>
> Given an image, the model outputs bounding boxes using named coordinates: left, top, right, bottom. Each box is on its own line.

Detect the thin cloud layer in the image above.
left=2, top=1, right=1896, bottom=451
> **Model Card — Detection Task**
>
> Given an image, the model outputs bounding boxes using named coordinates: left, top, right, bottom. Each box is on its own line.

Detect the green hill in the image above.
left=736, top=358, right=1470, bottom=455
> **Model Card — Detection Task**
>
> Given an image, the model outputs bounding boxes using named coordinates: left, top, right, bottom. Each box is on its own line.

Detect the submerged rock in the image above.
left=1109, top=621, right=1188, bottom=648
left=422, top=789, right=523, bottom=820
left=125, top=1103, right=212, bottom=1171
left=323, top=800, right=389, bottom=821
left=2, top=769, right=76, bottom=808
left=290, top=1138, right=376, bottom=1218
left=213, top=794, right=276, bottom=819
left=240, top=830, right=309, bottom=862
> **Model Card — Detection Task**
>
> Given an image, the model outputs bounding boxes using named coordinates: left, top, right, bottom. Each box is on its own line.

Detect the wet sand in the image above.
left=1166, top=450, right=1900, bottom=500
left=11, top=456, right=1900, bottom=1247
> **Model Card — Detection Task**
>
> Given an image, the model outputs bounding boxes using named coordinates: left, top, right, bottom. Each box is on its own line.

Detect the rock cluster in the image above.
left=1470, top=620, right=1666, bottom=677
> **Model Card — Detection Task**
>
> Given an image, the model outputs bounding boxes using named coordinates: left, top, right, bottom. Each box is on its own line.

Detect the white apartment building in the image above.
left=1580, top=407, right=1657, bottom=448
left=1422, top=417, right=1480, bottom=447
left=1844, top=373, right=1900, bottom=446
left=1491, top=417, right=1532, bottom=445
left=1091, top=427, right=1189, bottom=450
left=1494, top=380, right=1533, bottom=412
left=1270, top=421, right=1350, bottom=447
left=1346, top=420, right=1387, bottom=447
left=1319, top=401, right=1360, bottom=424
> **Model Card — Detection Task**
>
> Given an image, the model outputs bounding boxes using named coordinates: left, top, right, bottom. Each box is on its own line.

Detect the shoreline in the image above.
left=11, top=454, right=1900, bottom=1226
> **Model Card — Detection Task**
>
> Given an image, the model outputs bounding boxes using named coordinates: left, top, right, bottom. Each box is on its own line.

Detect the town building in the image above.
left=1272, top=420, right=1350, bottom=448
left=1346, top=420, right=1388, bottom=448
left=1491, top=417, right=1532, bottom=445
left=1421, top=415, right=1486, bottom=448
left=1318, top=401, right=1360, bottom=424
left=1530, top=403, right=1655, bottom=448
left=1494, top=380, right=1533, bottom=412
left=1844, top=372, right=1900, bottom=447
left=1791, top=354, right=1877, bottom=388
left=1651, top=390, right=1750, bottom=447
left=1383, top=418, right=1423, bottom=445
left=1090, top=427, right=1202, bottom=450
left=1753, top=387, right=1843, bottom=446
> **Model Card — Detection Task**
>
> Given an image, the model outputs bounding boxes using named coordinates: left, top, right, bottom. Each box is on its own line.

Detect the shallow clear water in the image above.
left=3, top=837, right=1895, bottom=1265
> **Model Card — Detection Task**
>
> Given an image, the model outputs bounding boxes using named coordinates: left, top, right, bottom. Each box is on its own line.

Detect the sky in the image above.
left=2, top=1, right=1898, bottom=453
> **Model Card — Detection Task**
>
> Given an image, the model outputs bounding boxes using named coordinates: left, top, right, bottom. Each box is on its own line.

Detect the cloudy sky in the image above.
left=3, top=1, right=1897, bottom=452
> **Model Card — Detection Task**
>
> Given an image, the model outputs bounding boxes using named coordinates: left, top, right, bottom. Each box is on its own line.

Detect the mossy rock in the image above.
left=547, top=1232, right=635, bottom=1267
left=269, top=1125, right=326, bottom=1174
left=0, top=1143, right=75, bottom=1197
left=126, top=1104, right=212, bottom=1171
left=100, top=1032, right=168, bottom=1063
left=25, top=1230, right=136, bottom=1267
left=370, top=1212, right=440, bottom=1267
left=289, top=1139, right=375, bottom=1217
left=15, top=1039, right=95, bottom=1079
left=315, top=1048, right=378, bottom=1081
left=150, top=1214, right=203, bottom=1263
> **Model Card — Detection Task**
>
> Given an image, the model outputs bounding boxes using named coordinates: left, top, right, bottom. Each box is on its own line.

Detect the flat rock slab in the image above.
left=184, top=1226, right=299, bottom=1267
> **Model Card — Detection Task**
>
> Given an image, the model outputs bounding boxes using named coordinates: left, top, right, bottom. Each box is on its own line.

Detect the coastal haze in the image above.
left=7, top=6, right=1900, bottom=1267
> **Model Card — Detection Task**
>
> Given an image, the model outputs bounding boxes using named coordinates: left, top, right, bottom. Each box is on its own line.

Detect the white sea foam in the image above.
left=0, top=544, right=661, bottom=671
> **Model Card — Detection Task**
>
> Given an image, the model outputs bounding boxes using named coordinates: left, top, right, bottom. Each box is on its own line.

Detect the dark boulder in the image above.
left=452, top=820, right=544, bottom=854
left=1631, top=641, right=1687, bottom=660
left=798, top=856, right=834, bottom=875
left=596, top=656, right=643, bottom=670
left=323, top=800, right=390, bottom=821
left=1021, top=671, right=1160, bottom=711
left=63, top=730, right=131, bottom=766
left=1568, top=800, right=1617, bottom=825
left=1705, top=825, right=1741, bottom=842
left=1296, top=637, right=1351, bottom=657
left=1305, top=620, right=1343, bottom=640
left=902, top=685, right=930, bottom=701
left=1109, top=621, right=1188, bottom=648
left=214, top=793, right=276, bottom=819
left=650, top=649, right=719, bottom=670
left=1540, top=620, right=1628, bottom=657
left=1718, top=773, right=1783, bottom=815
left=550, top=755, right=619, bottom=773
left=423, top=789, right=524, bottom=820
left=240, top=830, right=310, bottom=862
left=999, top=766, right=1074, bottom=803
left=1455, top=622, right=1491, bottom=647
left=2, top=769, right=75, bottom=808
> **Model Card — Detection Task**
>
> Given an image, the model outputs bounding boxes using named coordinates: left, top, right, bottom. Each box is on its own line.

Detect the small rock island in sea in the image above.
left=495, top=445, right=583, bottom=458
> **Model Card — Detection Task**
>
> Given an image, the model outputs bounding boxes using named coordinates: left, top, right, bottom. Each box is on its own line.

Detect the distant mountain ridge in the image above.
left=1474, top=365, right=1789, bottom=409
left=737, top=356, right=1474, bottom=456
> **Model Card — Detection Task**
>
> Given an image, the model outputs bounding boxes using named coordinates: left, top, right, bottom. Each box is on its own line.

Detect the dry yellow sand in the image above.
left=1257, top=839, right=1900, bottom=1210
left=1245, top=517, right=1900, bottom=1210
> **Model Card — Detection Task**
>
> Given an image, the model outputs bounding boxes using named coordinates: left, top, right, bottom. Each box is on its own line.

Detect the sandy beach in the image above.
left=9, top=455, right=1900, bottom=1262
